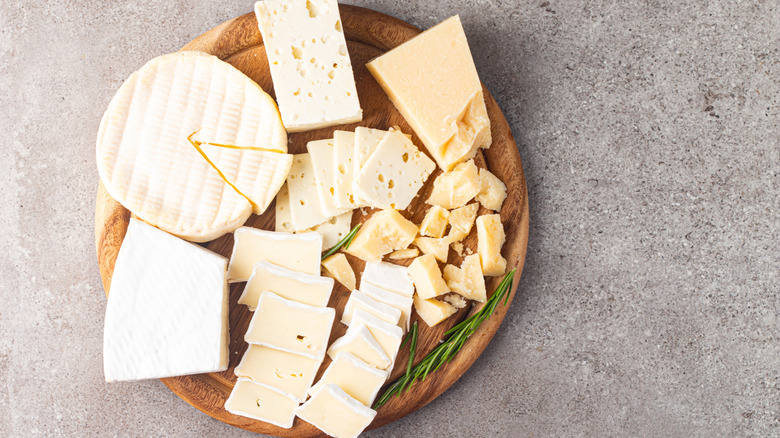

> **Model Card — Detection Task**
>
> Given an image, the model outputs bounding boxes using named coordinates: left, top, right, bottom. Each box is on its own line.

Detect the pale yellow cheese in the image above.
left=476, top=214, right=507, bottom=276
left=443, top=293, right=468, bottom=309
left=321, top=253, right=356, bottom=291
left=408, top=254, right=449, bottom=299
left=427, top=160, right=480, bottom=209
left=275, top=183, right=294, bottom=232
left=227, top=227, right=322, bottom=282
left=295, top=384, right=377, bottom=438
left=333, top=131, right=358, bottom=210
left=239, top=260, right=333, bottom=309
left=350, top=309, right=404, bottom=366
left=352, top=127, right=390, bottom=207
left=344, top=210, right=418, bottom=262
left=413, top=294, right=457, bottom=327
left=447, top=202, right=479, bottom=241
left=387, top=248, right=419, bottom=260
left=234, top=344, right=321, bottom=402
left=225, top=378, right=299, bottom=428
left=360, top=283, right=414, bottom=332
left=245, top=292, right=335, bottom=358
left=419, top=205, right=450, bottom=238
left=341, top=290, right=402, bottom=327
left=451, top=241, right=465, bottom=257
left=413, top=236, right=450, bottom=263
left=366, top=16, right=491, bottom=171
left=327, top=325, right=391, bottom=370
left=308, top=353, right=388, bottom=407
left=302, top=211, right=352, bottom=250
left=442, top=254, right=486, bottom=302
left=477, top=168, right=507, bottom=212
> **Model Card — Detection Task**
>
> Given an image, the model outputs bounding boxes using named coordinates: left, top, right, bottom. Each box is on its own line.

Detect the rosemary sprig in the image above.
left=321, top=224, right=361, bottom=260
left=373, top=269, right=516, bottom=409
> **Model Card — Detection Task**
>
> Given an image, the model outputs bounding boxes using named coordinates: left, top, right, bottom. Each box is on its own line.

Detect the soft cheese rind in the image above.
left=225, top=378, right=299, bottom=428
left=227, top=227, right=323, bottom=282
left=296, top=384, right=377, bottom=438
left=239, top=260, right=334, bottom=309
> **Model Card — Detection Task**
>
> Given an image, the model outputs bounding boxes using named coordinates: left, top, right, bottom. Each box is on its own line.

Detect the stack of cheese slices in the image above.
left=99, top=0, right=512, bottom=437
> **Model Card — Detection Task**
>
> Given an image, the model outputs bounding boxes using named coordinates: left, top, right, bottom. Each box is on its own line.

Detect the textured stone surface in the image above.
left=1, top=0, right=778, bottom=436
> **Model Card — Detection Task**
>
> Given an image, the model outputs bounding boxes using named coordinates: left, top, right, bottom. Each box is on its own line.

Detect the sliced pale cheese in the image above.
left=296, top=384, right=377, bottom=438
left=360, top=283, right=413, bottom=332
left=477, top=168, right=507, bottom=212
left=225, top=377, right=299, bottom=428
left=341, top=290, right=402, bottom=327
left=413, top=294, right=457, bottom=327
left=476, top=214, right=507, bottom=276
left=287, top=153, right=333, bottom=231
left=308, top=139, right=350, bottom=218
left=333, top=131, right=358, bottom=210
left=360, top=261, right=415, bottom=297
left=240, top=260, right=334, bottom=309
left=419, top=205, right=450, bottom=238
left=442, top=254, right=486, bottom=302
left=255, top=0, right=361, bottom=132
left=366, top=16, right=491, bottom=171
left=344, top=209, right=418, bottom=262
left=327, top=325, right=391, bottom=369
left=427, top=160, right=481, bottom=209
left=235, top=344, right=321, bottom=402
left=302, top=211, right=352, bottom=250
left=388, top=248, right=419, bottom=260
left=321, top=253, right=356, bottom=291
left=245, top=292, right=335, bottom=358
left=350, top=309, right=404, bottom=367
left=413, top=236, right=450, bottom=263
left=103, top=218, right=229, bottom=382
left=353, top=130, right=435, bottom=210
left=96, top=51, right=288, bottom=242
left=353, top=127, right=390, bottom=206
left=308, top=353, right=388, bottom=406
left=408, top=254, right=449, bottom=299
left=275, top=183, right=294, bottom=232
left=227, top=227, right=322, bottom=282
left=448, top=202, right=479, bottom=240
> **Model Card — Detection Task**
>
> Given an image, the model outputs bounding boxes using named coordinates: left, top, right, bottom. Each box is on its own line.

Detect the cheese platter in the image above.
left=95, top=3, right=529, bottom=436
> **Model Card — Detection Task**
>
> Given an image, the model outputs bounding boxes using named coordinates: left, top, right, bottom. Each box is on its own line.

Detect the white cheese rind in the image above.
left=307, top=353, right=388, bottom=406
left=327, top=325, right=392, bottom=370
left=360, top=283, right=413, bottom=332
left=361, top=261, right=415, bottom=297
left=227, top=227, right=322, bottom=282
left=350, top=309, right=404, bottom=367
left=103, top=218, right=229, bottom=382
left=296, top=384, right=377, bottom=438
left=341, top=290, right=402, bottom=327
left=255, top=0, right=362, bottom=132
left=225, top=378, right=299, bottom=428
left=239, top=260, right=334, bottom=309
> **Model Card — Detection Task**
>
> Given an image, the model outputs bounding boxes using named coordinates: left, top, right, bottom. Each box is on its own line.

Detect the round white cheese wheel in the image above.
left=96, top=51, right=289, bottom=242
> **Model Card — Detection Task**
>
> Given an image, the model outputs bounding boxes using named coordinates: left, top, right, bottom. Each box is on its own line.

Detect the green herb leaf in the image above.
left=321, top=223, right=361, bottom=260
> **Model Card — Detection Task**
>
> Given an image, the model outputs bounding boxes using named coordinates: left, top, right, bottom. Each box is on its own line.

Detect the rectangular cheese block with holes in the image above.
left=350, top=309, right=404, bottom=366
left=361, top=261, right=415, bottom=297
left=321, top=253, right=356, bottom=291
left=287, top=153, right=333, bottom=231
left=353, top=130, right=436, bottom=210
left=333, top=130, right=358, bottom=210
left=227, top=227, right=322, bottom=282
left=476, top=214, right=508, bottom=276
left=301, top=211, right=352, bottom=250
left=254, top=0, right=361, bottom=132
left=296, top=384, right=377, bottom=438
left=327, top=325, right=391, bottom=369
left=235, top=344, right=322, bottom=402
left=308, top=353, right=388, bottom=406
left=442, top=254, right=487, bottom=302
left=245, top=292, right=335, bottom=358
left=275, top=183, right=294, bottom=232
left=103, top=218, right=229, bottom=382
left=366, top=16, right=491, bottom=171
left=341, top=289, right=402, bottom=327
left=344, top=209, right=418, bottom=262
left=413, top=294, right=457, bottom=327
left=360, top=283, right=413, bottom=332
left=239, top=260, right=334, bottom=309
left=408, top=254, right=449, bottom=299
left=353, top=127, right=390, bottom=206
left=225, top=377, right=299, bottom=428
left=308, top=139, right=350, bottom=218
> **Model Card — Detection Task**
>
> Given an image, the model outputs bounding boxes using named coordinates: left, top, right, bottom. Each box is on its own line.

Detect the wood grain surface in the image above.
left=95, top=4, right=529, bottom=436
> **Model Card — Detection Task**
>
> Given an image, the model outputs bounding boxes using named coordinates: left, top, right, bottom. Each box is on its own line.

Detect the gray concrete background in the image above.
left=1, top=0, right=778, bottom=436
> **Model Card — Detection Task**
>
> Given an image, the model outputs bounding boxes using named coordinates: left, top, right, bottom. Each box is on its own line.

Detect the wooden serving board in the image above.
left=95, top=5, right=528, bottom=436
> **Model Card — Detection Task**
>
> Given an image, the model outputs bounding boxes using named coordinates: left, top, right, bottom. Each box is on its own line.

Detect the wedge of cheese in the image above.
left=308, top=353, right=388, bottom=407
left=227, top=227, right=322, bottom=281
left=225, top=378, right=299, bottom=428
left=344, top=209, right=418, bottom=262
left=96, top=51, right=288, bottom=242
left=321, top=253, right=356, bottom=291
left=296, top=384, right=377, bottom=438
left=366, top=16, right=491, bottom=171
left=413, top=294, right=457, bottom=327
left=427, top=160, right=481, bottom=210
left=255, top=0, right=362, bottom=131
left=239, top=260, right=334, bottom=309
left=103, top=218, right=229, bottom=382
left=443, top=254, right=487, bottom=302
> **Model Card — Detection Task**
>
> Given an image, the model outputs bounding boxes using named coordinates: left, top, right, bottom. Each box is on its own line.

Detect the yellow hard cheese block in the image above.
left=419, top=205, right=450, bottom=238
left=413, top=236, right=450, bottom=263
left=413, top=294, right=457, bottom=327
left=234, top=344, right=322, bottom=402
left=408, top=254, right=449, bottom=299
left=308, top=353, right=388, bottom=407
left=443, top=254, right=487, bottom=302
left=321, top=253, right=356, bottom=291
left=239, top=260, right=334, bottom=309
left=227, top=227, right=322, bottom=282
left=366, top=16, right=491, bottom=171
left=427, top=160, right=481, bottom=209
left=225, top=377, right=298, bottom=428
left=476, top=214, right=507, bottom=276
left=447, top=202, right=479, bottom=241
left=387, top=248, right=419, bottom=260
left=295, top=384, right=377, bottom=438
left=344, top=210, right=418, bottom=262
left=477, top=168, right=507, bottom=212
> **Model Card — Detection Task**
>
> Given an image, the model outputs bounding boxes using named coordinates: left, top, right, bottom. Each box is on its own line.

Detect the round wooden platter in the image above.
left=95, top=5, right=528, bottom=437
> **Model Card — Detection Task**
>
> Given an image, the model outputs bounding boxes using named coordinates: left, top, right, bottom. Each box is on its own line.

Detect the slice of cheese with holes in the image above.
left=227, top=227, right=322, bottom=282
left=308, top=353, right=388, bottom=407
left=239, top=260, right=333, bottom=309
left=301, top=211, right=352, bottom=250
left=352, top=127, right=389, bottom=207
left=287, top=153, right=332, bottom=231
left=308, top=139, right=350, bottom=218
left=333, top=130, right=358, bottom=210
left=245, top=292, right=335, bottom=358
left=275, top=183, right=294, bottom=232
left=235, top=344, right=322, bottom=402
left=225, top=377, right=299, bottom=428
left=96, top=51, right=287, bottom=242
left=255, top=0, right=362, bottom=132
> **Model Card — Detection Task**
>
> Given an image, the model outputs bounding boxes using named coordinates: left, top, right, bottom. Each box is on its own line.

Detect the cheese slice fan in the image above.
left=96, top=51, right=288, bottom=242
